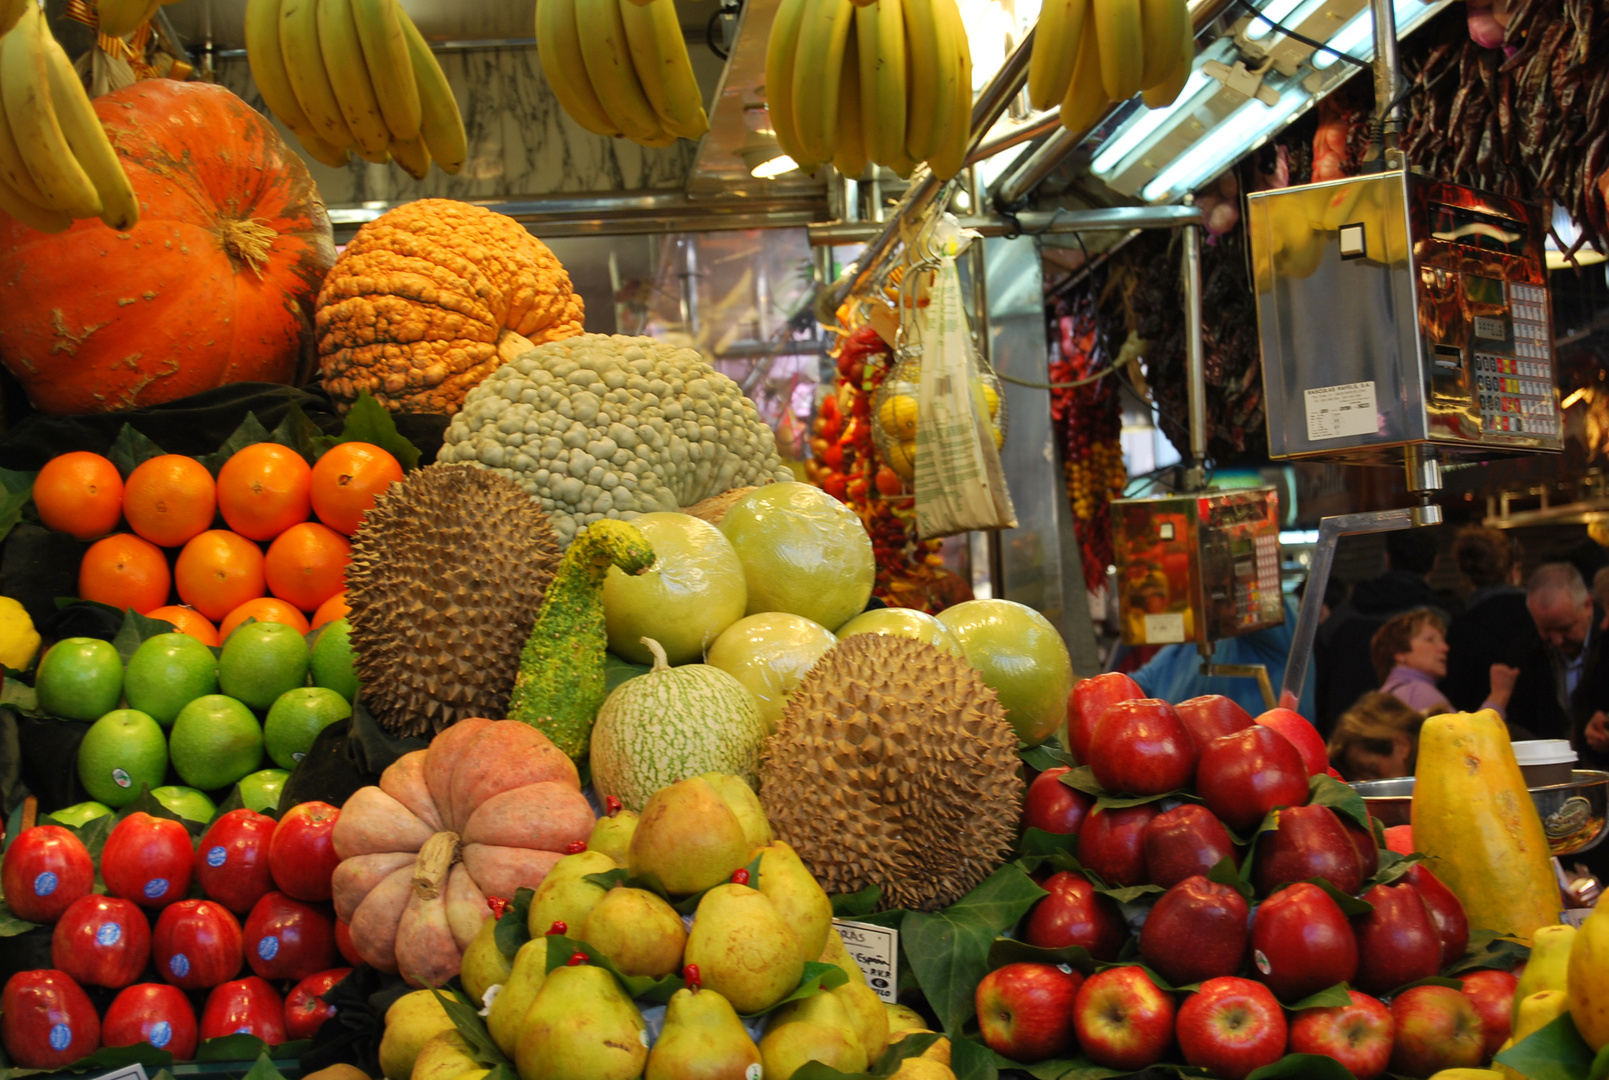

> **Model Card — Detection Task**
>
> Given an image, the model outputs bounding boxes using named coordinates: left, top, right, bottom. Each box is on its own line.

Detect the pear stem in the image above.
left=413, top=830, right=461, bottom=900
left=641, top=637, right=671, bottom=673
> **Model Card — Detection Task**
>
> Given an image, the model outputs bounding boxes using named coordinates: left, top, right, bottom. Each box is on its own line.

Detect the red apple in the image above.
left=1086, top=699, right=1198, bottom=796
left=1068, top=672, right=1142, bottom=762
left=153, top=899, right=245, bottom=990
left=1175, top=695, right=1254, bottom=750
left=201, top=976, right=286, bottom=1045
left=1176, top=976, right=1288, bottom=1080
left=1071, top=966, right=1175, bottom=1070
left=1252, top=804, right=1363, bottom=897
left=1458, top=969, right=1518, bottom=1059
left=1139, top=876, right=1248, bottom=986
left=1142, top=805, right=1237, bottom=889
left=1341, top=817, right=1381, bottom=881
left=1389, top=985, right=1485, bottom=1077
left=196, top=810, right=277, bottom=915
left=1403, top=863, right=1470, bottom=967
left=1255, top=708, right=1328, bottom=776
left=974, top=962, right=1083, bottom=1062
left=283, top=968, right=351, bottom=1041
left=1078, top=804, right=1160, bottom=887
left=1287, top=989, right=1394, bottom=1080
left=102, top=812, right=194, bottom=909
left=1384, top=825, right=1415, bottom=854
left=334, top=919, right=362, bottom=967
left=1352, top=883, right=1443, bottom=996
left=0, top=970, right=100, bottom=1069
left=1249, top=882, right=1358, bottom=1001
left=268, top=802, right=340, bottom=902
left=1196, top=727, right=1310, bottom=833
left=1, top=826, right=95, bottom=924
left=103, top=983, right=199, bottom=1060
left=51, top=894, right=151, bottom=989
left=243, top=892, right=337, bottom=981
left=1021, top=871, right=1126, bottom=960
left=1022, top=767, right=1095, bottom=836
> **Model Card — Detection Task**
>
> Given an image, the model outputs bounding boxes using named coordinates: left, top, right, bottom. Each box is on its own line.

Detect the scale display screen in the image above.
left=1429, top=203, right=1527, bottom=256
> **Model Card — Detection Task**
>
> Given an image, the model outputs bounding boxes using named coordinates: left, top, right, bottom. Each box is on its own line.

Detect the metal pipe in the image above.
left=808, top=204, right=1203, bottom=245
left=967, top=110, right=1062, bottom=166
left=1182, top=221, right=1208, bottom=486
left=1371, top=0, right=1404, bottom=147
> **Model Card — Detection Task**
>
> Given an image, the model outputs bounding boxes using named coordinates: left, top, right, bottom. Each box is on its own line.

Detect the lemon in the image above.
left=0, top=597, right=40, bottom=670
left=125, top=633, right=219, bottom=727
left=36, top=637, right=123, bottom=721
left=264, top=687, right=352, bottom=769
left=238, top=768, right=289, bottom=813
left=885, top=440, right=917, bottom=480
left=218, top=622, right=310, bottom=712
left=170, top=695, right=263, bottom=791
left=77, top=709, right=168, bottom=807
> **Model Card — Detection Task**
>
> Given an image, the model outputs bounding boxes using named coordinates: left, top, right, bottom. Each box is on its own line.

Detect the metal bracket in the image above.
left=1201, top=59, right=1282, bottom=107
left=1199, top=658, right=1278, bottom=710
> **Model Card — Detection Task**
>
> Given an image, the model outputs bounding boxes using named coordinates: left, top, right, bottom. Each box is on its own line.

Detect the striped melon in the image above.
left=589, top=637, right=768, bottom=811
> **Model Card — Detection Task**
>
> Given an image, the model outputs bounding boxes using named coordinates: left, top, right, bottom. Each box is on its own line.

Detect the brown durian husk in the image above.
left=346, top=463, right=560, bottom=737
left=759, top=634, right=1024, bottom=912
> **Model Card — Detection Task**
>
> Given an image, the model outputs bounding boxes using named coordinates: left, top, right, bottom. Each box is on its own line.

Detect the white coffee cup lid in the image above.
left=1512, top=739, right=1578, bottom=766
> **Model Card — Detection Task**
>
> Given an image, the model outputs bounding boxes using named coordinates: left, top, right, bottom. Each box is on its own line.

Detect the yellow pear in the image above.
left=833, top=980, right=890, bottom=1060
left=582, top=887, right=688, bottom=978
left=304, top=1067, right=372, bottom=1080
left=760, top=991, right=869, bottom=1079
left=459, top=916, right=513, bottom=1006
left=889, top=1060, right=955, bottom=1080
left=751, top=840, right=832, bottom=966
left=410, top=1031, right=479, bottom=1080
left=885, top=1004, right=930, bottom=1037
left=589, top=807, right=639, bottom=864
left=486, top=938, right=548, bottom=1059
left=630, top=777, right=752, bottom=895
left=1512, top=924, right=1574, bottom=1026
left=683, top=883, right=804, bottom=1014
left=514, top=963, right=648, bottom=1080
left=820, top=928, right=866, bottom=985
left=702, top=773, right=773, bottom=849
left=526, top=850, right=618, bottom=938
left=1569, top=903, right=1609, bottom=1050
left=646, top=985, right=763, bottom=1080
left=378, top=991, right=455, bottom=1080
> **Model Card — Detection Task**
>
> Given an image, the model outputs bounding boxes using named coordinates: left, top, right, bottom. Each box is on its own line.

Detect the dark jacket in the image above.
left=1442, top=585, right=1531, bottom=714
left=1504, top=602, right=1609, bottom=770
left=1314, top=570, right=1442, bottom=734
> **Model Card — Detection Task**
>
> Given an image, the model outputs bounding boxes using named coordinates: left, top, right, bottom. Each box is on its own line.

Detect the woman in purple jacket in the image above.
left=1371, top=609, right=1518, bottom=718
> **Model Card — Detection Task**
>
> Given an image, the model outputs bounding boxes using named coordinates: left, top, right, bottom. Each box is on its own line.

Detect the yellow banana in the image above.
left=763, top=0, right=814, bottom=169
left=399, top=10, right=465, bottom=173
left=245, top=0, right=350, bottom=166
left=855, top=0, right=905, bottom=169
left=926, top=0, right=969, bottom=180
left=1060, top=10, right=1109, bottom=134
left=1140, top=3, right=1192, bottom=107
left=316, top=0, right=390, bottom=159
left=791, top=0, right=855, bottom=164
left=0, top=8, right=100, bottom=218
left=637, top=126, right=677, bottom=146
left=0, top=168, right=70, bottom=232
left=0, top=0, right=26, bottom=38
left=388, top=133, right=430, bottom=178
left=41, top=30, right=137, bottom=229
left=0, top=72, right=52, bottom=209
left=279, top=0, right=357, bottom=148
left=534, top=0, right=620, bottom=136
left=618, top=0, right=709, bottom=140
left=351, top=0, right=421, bottom=141
left=1093, top=0, right=1143, bottom=102
left=1138, top=0, right=1185, bottom=91
left=902, top=0, right=956, bottom=163
left=97, top=0, right=150, bottom=38
left=1027, top=0, right=1088, bottom=111
left=574, top=0, right=663, bottom=143
left=832, top=31, right=866, bottom=177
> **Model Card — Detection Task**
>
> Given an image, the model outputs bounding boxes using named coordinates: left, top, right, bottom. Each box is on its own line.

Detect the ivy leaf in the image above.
left=1237, top=807, right=1286, bottom=882
left=1020, top=739, right=1075, bottom=773
left=1300, top=877, right=1374, bottom=918
left=0, top=468, right=36, bottom=544
left=0, top=678, right=41, bottom=717
left=195, top=1034, right=271, bottom=1062
left=199, top=413, right=276, bottom=476
left=1207, top=856, right=1254, bottom=903
left=65, top=1044, right=175, bottom=1073
left=831, top=886, right=883, bottom=917
left=987, top=939, right=1100, bottom=975
left=1494, top=1012, right=1596, bottom=1080
left=273, top=400, right=322, bottom=460
left=1387, top=975, right=1465, bottom=994
left=901, top=865, right=1047, bottom=1036
left=1245, top=1053, right=1361, bottom=1080
left=1284, top=984, right=1354, bottom=1011
left=1058, top=767, right=1105, bottom=798
left=1366, top=848, right=1424, bottom=889
left=430, top=988, right=511, bottom=1070
left=1588, top=1040, right=1609, bottom=1080
left=495, top=887, right=535, bottom=958
left=0, top=898, right=41, bottom=937
left=541, top=935, right=688, bottom=1004
left=581, top=868, right=634, bottom=895
left=1092, top=882, right=1162, bottom=905
left=112, top=608, right=179, bottom=665
left=312, top=391, right=422, bottom=470
left=948, top=1037, right=1002, bottom=1080
left=1441, top=928, right=1529, bottom=976
left=106, top=424, right=166, bottom=478
left=1307, top=774, right=1372, bottom=832
left=746, top=961, right=849, bottom=1018
left=1018, top=829, right=1078, bottom=860
left=239, top=1052, right=290, bottom=1080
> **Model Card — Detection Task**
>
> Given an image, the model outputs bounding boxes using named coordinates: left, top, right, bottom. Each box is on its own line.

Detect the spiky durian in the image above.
left=346, top=463, right=560, bottom=737
left=759, top=634, right=1023, bottom=911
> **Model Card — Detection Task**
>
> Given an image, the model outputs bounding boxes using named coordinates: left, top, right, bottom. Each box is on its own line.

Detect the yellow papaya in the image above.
left=1569, top=903, right=1609, bottom=1049
left=1411, top=710, right=1560, bottom=943
left=1512, top=924, right=1576, bottom=1026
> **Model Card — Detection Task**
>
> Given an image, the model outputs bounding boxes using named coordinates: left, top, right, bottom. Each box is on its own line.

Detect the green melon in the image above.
left=589, top=637, right=768, bottom=811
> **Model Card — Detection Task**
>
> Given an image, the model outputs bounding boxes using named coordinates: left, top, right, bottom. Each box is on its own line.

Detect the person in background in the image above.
left=1371, top=609, right=1517, bottom=718
left=1593, top=565, right=1609, bottom=615
left=1442, top=527, right=1529, bottom=712
left=1130, top=595, right=1316, bottom=720
left=1518, top=563, right=1609, bottom=765
left=1314, top=527, right=1445, bottom=735
left=1327, top=692, right=1425, bottom=781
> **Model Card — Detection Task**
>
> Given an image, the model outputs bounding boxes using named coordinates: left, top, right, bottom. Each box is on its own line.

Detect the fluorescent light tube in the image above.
left=1142, top=88, right=1308, bottom=200
left=1091, top=68, right=1215, bottom=176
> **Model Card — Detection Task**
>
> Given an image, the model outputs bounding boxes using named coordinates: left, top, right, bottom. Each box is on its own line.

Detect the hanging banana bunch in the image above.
left=533, top=0, right=709, bottom=146
left=244, top=0, right=468, bottom=176
left=0, top=5, right=138, bottom=233
left=765, top=0, right=971, bottom=180
left=96, top=0, right=183, bottom=40
left=1026, top=0, right=1193, bottom=126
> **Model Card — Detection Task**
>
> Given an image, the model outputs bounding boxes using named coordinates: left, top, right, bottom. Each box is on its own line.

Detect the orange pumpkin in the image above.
left=0, top=81, right=336, bottom=415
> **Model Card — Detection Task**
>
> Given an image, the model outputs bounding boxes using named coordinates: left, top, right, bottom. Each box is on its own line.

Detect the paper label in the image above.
left=1304, top=381, right=1379, bottom=441
left=834, top=919, right=899, bottom=1003
left=1143, top=612, right=1186, bottom=644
